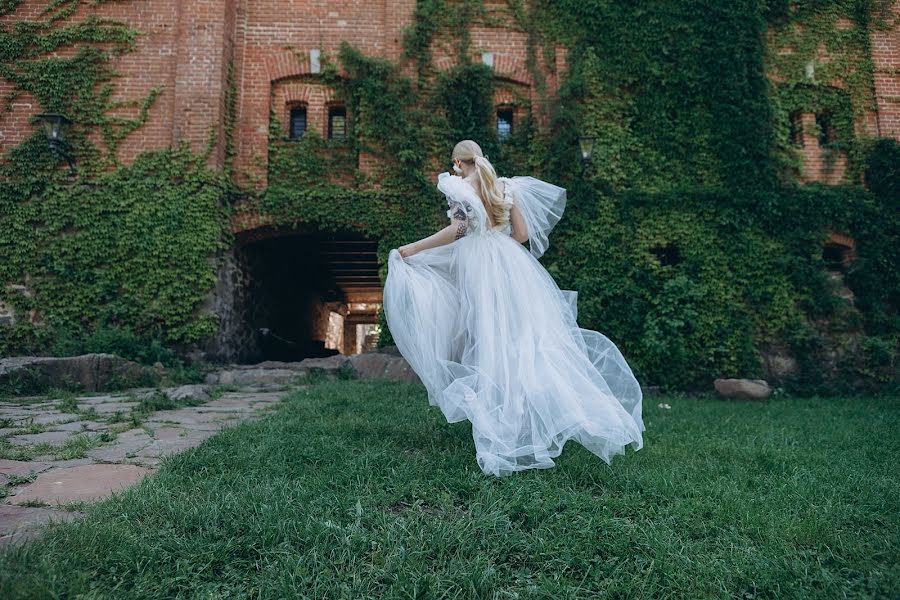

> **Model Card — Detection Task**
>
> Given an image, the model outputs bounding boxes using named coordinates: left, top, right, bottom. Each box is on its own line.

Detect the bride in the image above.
left=383, top=140, right=645, bottom=476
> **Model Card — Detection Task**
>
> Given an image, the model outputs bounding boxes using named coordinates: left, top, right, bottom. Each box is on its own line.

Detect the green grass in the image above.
left=0, top=381, right=897, bottom=599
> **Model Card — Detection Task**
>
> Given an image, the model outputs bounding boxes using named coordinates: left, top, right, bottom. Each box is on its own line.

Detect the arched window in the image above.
left=289, top=106, right=307, bottom=139
left=328, top=106, right=347, bottom=140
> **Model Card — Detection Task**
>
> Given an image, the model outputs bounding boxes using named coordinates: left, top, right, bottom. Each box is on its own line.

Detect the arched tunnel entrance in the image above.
left=220, top=226, right=383, bottom=363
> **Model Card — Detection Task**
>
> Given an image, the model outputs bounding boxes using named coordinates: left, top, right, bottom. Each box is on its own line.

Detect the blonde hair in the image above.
left=452, top=140, right=507, bottom=227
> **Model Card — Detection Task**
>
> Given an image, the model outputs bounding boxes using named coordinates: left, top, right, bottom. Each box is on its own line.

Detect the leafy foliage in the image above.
left=0, top=1, right=896, bottom=394
left=0, top=144, right=232, bottom=354
left=0, top=2, right=231, bottom=356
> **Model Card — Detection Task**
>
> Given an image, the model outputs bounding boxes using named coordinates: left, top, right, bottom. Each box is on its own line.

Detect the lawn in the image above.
left=1, top=380, right=897, bottom=599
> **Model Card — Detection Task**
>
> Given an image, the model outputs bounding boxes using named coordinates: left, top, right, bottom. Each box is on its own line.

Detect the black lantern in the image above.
left=578, top=135, right=595, bottom=174
left=35, top=112, right=76, bottom=176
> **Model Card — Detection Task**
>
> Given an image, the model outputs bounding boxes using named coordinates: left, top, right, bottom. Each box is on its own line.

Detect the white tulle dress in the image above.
left=384, top=172, right=645, bottom=476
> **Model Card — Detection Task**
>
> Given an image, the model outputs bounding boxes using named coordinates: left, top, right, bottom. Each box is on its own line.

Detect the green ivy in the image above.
left=0, top=143, right=232, bottom=355
left=0, top=2, right=231, bottom=357
left=765, top=0, right=891, bottom=181
left=0, top=1, right=895, bottom=395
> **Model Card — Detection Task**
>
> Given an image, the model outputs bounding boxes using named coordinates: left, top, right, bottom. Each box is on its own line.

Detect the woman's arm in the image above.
left=399, top=218, right=467, bottom=258
left=509, top=201, right=529, bottom=243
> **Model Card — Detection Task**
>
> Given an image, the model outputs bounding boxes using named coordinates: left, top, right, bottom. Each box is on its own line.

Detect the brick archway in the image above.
left=220, top=215, right=382, bottom=361
left=824, top=230, right=857, bottom=269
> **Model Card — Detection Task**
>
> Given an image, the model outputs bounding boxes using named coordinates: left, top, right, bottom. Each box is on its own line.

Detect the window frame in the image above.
left=328, top=105, right=348, bottom=141
left=496, top=106, right=514, bottom=140
left=287, top=104, right=308, bottom=140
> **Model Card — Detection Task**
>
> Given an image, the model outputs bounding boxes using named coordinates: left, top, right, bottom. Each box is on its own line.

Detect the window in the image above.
left=497, top=108, right=513, bottom=140
left=823, top=243, right=850, bottom=272
left=649, top=243, right=682, bottom=267
left=289, top=107, right=307, bottom=139
left=816, top=110, right=835, bottom=146
left=788, top=111, right=804, bottom=147
left=328, top=106, right=347, bottom=140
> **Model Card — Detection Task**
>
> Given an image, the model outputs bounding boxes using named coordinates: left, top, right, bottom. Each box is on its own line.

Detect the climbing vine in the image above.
left=765, top=0, right=894, bottom=180
left=0, top=1, right=231, bottom=358
left=0, top=1, right=895, bottom=393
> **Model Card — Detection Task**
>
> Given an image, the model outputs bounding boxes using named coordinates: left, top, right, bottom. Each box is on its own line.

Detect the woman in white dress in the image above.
left=383, top=140, right=645, bottom=476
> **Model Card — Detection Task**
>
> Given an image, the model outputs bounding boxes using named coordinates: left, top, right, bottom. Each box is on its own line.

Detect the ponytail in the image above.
left=473, top=155, right=508, bottom=227
left=452, top=139, right=509, bottom=227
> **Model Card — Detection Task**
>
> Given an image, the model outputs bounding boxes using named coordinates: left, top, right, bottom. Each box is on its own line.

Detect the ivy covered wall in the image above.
left=0, top=0, right=233, bottom=357
left=1, top=0, right=897, bottom=394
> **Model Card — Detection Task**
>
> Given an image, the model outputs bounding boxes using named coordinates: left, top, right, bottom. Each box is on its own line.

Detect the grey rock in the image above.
left=87, top=402, right=139, bottom=415
left=349, top=352, right=419, bottom=383
left=713, top=378, right=772, bottom=400
left=0, top=354, right=159, bottom=393
left=298, top=355, right=352, bottom=372
left=376, top=345, right=403, bottom=357
left=165, top=384, right=210, bottom=404
left=252, top=360, right=310, bottom=371
left=210, top=368, right=302, bottom=386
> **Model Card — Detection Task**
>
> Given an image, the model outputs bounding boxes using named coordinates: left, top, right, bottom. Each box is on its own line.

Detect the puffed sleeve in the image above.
left=436, top=172, right=486, bottom=234
left=505, top=176, right=567, bottom=258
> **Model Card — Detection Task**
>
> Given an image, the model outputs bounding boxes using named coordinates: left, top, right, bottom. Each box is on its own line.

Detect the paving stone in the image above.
left=203, top=397, right=260, bottom=408
left=7, top=430, right=74, bottom=446
left=10, top=463, right=151, bottom=506
left=124, top=455, right=162, bottom=468
left=0, top=505, right=83, bottom=547
left=86, top=428, right=153, bottom=463
left=0, top=427, right=18, bottom=436
left=134, top=431, right=217, bottom=459
left=75, top=395, right=127, bottom=405
left=0, top=458, right=50, bottom=475
left=48, top=420, right=108, bottom=432
left=0, top=402, right=58, bottom=412
left=143, top=419, right=221, bottom=432
left=41, top=457, right=97, bottom=469
left=152, top=426, right=186, bottom=441
left=88, top=402, right=139, bottom=415
left=148, top=409, right=223, bottom=425
left=13, top=413, right=73, bottom=426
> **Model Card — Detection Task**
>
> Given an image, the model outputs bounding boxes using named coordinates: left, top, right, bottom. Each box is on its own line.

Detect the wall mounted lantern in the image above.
left=578, top=135, right=596, bottom=174
left=35, top=112, right=76, bottom=176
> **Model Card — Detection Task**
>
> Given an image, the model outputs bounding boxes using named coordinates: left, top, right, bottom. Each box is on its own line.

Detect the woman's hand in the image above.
left=398, top=243, right=418, bottom=258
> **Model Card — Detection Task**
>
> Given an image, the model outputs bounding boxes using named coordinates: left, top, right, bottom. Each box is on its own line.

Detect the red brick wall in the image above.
left=794, top=112, right=850, bottom=184
left=871, top=2, right=900, bottom=138
left=0, top=0, right=232, bottom=169
left=231, top=0, right=417, bottom=188
left=1, top=1, right=896, bottom=190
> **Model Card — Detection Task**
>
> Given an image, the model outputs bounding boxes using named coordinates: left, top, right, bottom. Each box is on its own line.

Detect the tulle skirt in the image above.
left=383, top=230, right=645, bottom=476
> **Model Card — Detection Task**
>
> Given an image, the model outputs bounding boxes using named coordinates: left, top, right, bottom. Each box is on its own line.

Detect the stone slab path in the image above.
left=0, top=383, right=292, bottom=547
